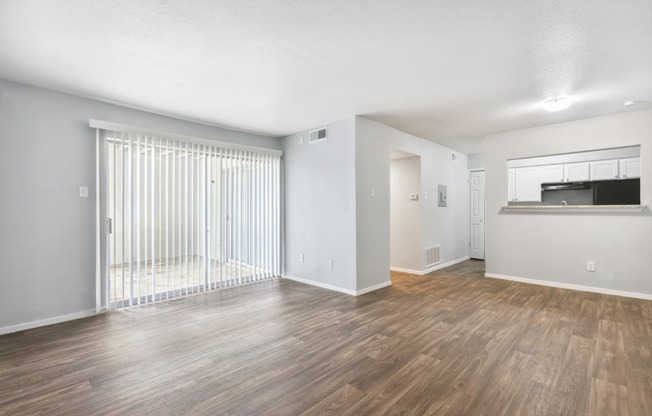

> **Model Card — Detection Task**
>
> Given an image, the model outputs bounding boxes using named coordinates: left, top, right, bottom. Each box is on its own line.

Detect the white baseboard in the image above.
left=282, top=275, right=392, bottom=296
left=485, top=273, right=652, bottom=301
left=282, top=275, right=357, bottom=296
left=356, top=281, right=392, bottom=295
left=389, top=266, right=423, bottom=274
left=0, top=308, right=107, bottom=336
left=391, top=256, right=470, bottom=276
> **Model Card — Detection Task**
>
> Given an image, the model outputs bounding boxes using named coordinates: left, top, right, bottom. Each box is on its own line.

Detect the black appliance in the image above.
left=592, top=178, right=640, bottom=205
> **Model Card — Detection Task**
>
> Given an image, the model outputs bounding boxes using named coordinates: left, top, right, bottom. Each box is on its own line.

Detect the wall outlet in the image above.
left=370, top=188, right=375, bottom=197
left=424, top=191, right=429, bottom=199
left=79, top=186, right=88, bottom=198
left=327, top=260, right=333, bottom=270
left=300, top=254, right=304, bottom=263
left=586, top=261, right=595, bottom=272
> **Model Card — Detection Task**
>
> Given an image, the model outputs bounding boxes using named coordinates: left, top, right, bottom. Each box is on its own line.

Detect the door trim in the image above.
left=469, top=169, right=485, bottom=260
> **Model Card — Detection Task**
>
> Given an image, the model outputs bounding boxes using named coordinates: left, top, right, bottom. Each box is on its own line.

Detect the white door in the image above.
left=470, top=171, right=485, bottom=260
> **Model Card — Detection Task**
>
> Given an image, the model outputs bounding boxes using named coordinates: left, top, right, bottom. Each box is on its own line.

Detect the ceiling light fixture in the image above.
left=541, top=97, right=573, bottom=112
left=624, top=100, right=636, bottom=107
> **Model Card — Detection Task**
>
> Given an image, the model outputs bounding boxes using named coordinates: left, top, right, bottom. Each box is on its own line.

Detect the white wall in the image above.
left=355, top=117, right=470, bottom=290
left=282, top=118, right=358, bottom=292
left=0, top=79, right=279, bottom=332
left=390, top=156, right=423, bottom=271
left=467, top=153, right=486, bottom=170
left=478, top=109, right=652, bottom=296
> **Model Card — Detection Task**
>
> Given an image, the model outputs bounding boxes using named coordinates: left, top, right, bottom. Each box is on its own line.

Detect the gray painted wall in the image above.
left=478, top=109, right=652, bottom=295
left=283, top=117, right=469, bottom=293
left=282, top=118, right=358, bottom=291
left=390, top=157, right=423, bottom=271
left=355, top=117, right=470, bottom=290
left=0, top=79, right=279, bottom=330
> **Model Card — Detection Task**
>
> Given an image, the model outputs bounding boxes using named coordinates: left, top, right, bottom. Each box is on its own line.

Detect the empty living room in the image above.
left=1, top=1, right=651, bottom=415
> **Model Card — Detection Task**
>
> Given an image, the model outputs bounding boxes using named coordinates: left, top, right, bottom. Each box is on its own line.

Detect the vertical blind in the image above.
left=101, top=128, right=281, bottom=308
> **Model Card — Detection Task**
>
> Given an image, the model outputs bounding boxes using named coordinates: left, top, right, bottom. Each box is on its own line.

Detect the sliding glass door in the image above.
left=98, top=128, right=281, bottom=308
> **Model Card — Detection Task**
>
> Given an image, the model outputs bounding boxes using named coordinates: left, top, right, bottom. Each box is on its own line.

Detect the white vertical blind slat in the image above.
left=128, top=134, right=135, bottom=306
left=238, top=149, right=244, bottom=284
left=165, top=138, right=170, bottom=300
left=219, top=147, right=224, bottom=288
left=172, top=141, right=176, bottom=298
left=190, top=143, right=195, bottom=294
left=144, top=136, right=149, bottom=303
left=120, top=133, right=126, bottom=306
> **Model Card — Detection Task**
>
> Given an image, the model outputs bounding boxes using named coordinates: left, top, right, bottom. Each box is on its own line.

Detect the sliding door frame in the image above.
left=92, top=120, right=283, bottom=310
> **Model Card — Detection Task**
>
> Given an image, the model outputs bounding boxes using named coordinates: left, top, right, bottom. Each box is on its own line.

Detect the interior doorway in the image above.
left=469, top=170, right=485, bottom=260
left=389, top=149, right=422, bottom=274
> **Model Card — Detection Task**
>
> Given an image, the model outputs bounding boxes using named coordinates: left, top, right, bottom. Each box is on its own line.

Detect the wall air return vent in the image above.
left=308, top=127, right=328, bottom=143
left=424, top=245, right=441, bottom=269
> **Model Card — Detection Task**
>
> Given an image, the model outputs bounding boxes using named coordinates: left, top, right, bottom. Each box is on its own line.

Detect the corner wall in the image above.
left=355, top=117, right=470, bottom=290
left=480, top=109, right=652, bottom=296
left=0, top=79, right=279, bottom=332
left=281, top=118, right=358, bottom=293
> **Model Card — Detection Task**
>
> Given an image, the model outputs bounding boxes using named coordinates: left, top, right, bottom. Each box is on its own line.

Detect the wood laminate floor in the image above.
left=1, top=260, right=651, bottom=415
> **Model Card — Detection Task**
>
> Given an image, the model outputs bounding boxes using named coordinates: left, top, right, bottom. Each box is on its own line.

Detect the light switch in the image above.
left=79, top=186, right=88, bottom=198
left=438, top=185, right=447, bottom=207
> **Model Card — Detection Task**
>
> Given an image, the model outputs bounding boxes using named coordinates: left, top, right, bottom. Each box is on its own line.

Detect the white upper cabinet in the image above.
left=508, top=168, right=515, bottom=202
left=590, top=157, right=640, bottom=180
left=508, top=167, right=541, bottom=202
left=540, top=164, right=564, bottom=183
left=539, top=162, right=590, bottom=183
left=590, top=160, right=619, bottom=180
left=620, top=158, right=640, bottom=179
left=564, top=162, right=590, bottom=182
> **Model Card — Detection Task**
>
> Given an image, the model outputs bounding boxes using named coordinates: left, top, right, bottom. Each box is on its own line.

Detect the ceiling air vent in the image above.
left=308, top=127, right=327, bottom=144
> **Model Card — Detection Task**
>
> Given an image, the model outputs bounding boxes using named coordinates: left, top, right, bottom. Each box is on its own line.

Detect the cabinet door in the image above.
left=591, top=160, right=619, bottom=181
left=620, top=158, right=640, bottom=179
left=512, top=167, right=540, bottom=202
left=507, top=169, right=515, bottom=202
left=540, top=164, right=564, bottom=184
left=564, top=162, right=590, bottom=182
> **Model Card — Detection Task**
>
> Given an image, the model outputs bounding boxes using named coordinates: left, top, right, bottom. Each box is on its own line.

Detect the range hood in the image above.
left=541, top=181, right=592, bottom=191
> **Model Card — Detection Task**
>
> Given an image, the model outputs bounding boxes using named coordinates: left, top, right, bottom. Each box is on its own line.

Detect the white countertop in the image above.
left=501, top=205, right=647, bottom=213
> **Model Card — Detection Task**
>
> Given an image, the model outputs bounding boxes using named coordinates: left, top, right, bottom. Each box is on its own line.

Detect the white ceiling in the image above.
left=1, top=0, right=651, bottom=152
left=390, top=149, right=419, bottom=161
